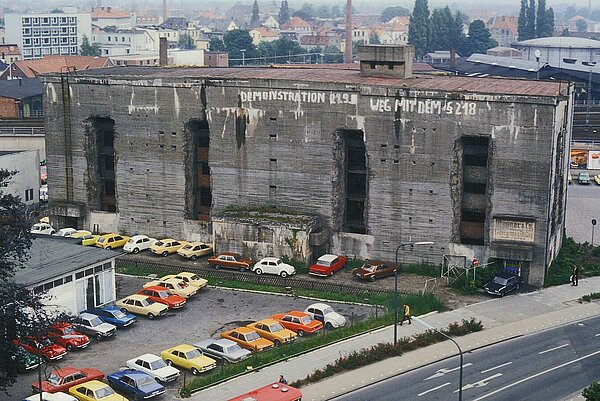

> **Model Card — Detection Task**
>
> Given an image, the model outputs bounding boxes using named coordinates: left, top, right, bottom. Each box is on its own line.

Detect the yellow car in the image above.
left=95, top=233, right=130, bottom=250
left=115, top=294, right=169, bottom=320
left=70, top=230, right=93, bottom=239
left=160, top=272, right=208, bottom=289
left=176, top=242, right=213, bottom=260
left=69, top=380, right=129, bottom=401
left=39, top=216, right=50, bottom=224
left=143, top=278, right=197, bottom=298
left=150, top=239, right=188, bottom=257
left=160, top=344, right=216, bottom=375
left=81, top=235, right=100, bottom=246
left=220, top=326, right=274, bottom=353
left=595, top=174, right=600, bottom=185
left=246, top=319, right=297, bottom=346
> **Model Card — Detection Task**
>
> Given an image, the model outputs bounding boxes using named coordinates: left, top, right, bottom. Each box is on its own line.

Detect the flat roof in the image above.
left=69, top=65, right=564, bottom=97
left=12, top=236, right=119, bottom=286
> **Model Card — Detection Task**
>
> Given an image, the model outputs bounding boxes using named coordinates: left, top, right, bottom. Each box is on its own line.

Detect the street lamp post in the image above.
left=240, top=49, right=246, bottom=66
left=393, top=241, right=434, bottom=345
left=592, top=219, right=597, bottom=246
left=413, top=317, right=464, bottom=401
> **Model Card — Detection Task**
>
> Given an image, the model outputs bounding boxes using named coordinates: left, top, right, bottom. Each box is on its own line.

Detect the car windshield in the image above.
left=111, top=310, right=127, bottom=319
left=322, top=307, right=334, bottom=315
left=150, top=359, right=167, bottom=370
left=95, top=386, right=115, bottom=397
left=63, top=326, right=74, bottom=335
left=40, top=338, right=52, bottom=346
left=362, top=264, right=377, bottom=272
left=157, top=290, right=170, bottom=299
left=189, top=275, right=199, bottom=281
left=245, top=331, right=260, bottom=341
left=155, top=241, right=164, bottom=246
left=316, top=259, right=331, bottom=266
left=269, top=323, right=285, bottom=332
left=137, top=375, right=156, bottom=386
left=182, top=244, right=192, bottom=250
left=226, top=344, right=244, bottom=353
left=97, top=237, right=106, bottom=243
left=89, top=317, right=103, bottom=326
left=301, top=316, right=312, bottom=325
left=46, top=373, right=62, bottom=385
left=185, top=349, right=201, bottom=359
left=140, top=298, right=154, bottom=307
left=493, top=277, right=509, bottom=285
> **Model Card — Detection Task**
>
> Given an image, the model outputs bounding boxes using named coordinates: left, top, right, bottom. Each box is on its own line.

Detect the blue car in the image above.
left=107, top=369, right=165, bottom=400
left=88, top=306, right=137, bottom=329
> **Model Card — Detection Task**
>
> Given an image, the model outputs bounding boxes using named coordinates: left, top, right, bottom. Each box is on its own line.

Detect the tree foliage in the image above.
left=79, top=35, right=101, bottom=57
left=408, top=0, right=431, bottom=59
left=463, top=20, right=498, bottom=56
left=583, top=382, right=600, bottom=401
left=209, top=37, right=226, bottom=51
left=369, top=31, right=381, bottom=44
left=223, top=29, right=256, bottom=65
left=536, top=0, right=554, bottom=38
left=257, top=37, right=305, bottom=64
left=177, top=33, right=195, bottom=50
left=518, top=0, right=554, bottom=40
left=251, top=0, right=260, bottom=26
left=278, top=0, right=290, bottom=24
left=518, top=0, right=528, bottom=40
left=381, top=6, right=410, bottom=22
left=576, top=18, right=588, bottom=32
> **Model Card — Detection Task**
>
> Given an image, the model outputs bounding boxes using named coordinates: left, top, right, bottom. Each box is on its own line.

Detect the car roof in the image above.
left=139, top=286, right=169, bottom=293
left=157, top=238, right=176, bottom=242
left=159, top=278, right=185, bottom=284
left=137, top=353, right=161, bottom=362
left=78, top=312, right=100, bottom=320
left=283, top=311, right=308, bottom=318
left=253, top=318, right=280, bottom=325
left=110, top=369, right=148, bottom=379
left=185, top=241, right=206, bottom=246
left=259, top=257, right=280, bottom=262
left=52, top=367, right=81, bottom=376
left=126, top=294, right=151, bottom=301
left=98, top=233, right=120, bottom=238
left=175, top=272, right=196, bottom=277
left=316, top=254, right=338, bottom=262
left=306, top=303, right=331, bottom=310
left=130, top=234, right=150, bottom=240
left=100, top=305, right=121, bottom=312
left=75, top=380, right=107, bottom=390
left=170, top=344, right=196, bottom=352
left=217, top=252, right=242, bottom=257
left=198, top=338, right=236, bottom=347
left=496, top=271, right=518, bottom=279
left=232, top=327, right=256, bottom=334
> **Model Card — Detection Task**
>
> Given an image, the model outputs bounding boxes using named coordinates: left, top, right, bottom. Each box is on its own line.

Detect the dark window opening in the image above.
left=186, top=119, right=212, bottom=221
left=342, top=130, right=367, bottom=234
left=463, top=182, right=487, bottom=194
left=462, top=210, right=486, bottom=222
left=347, top=173, right=366, bottom=196
left=459, top=136, right=489, bottom=245
left=90, top=117, right=117, bottom=212
left=464, top=154, right=488, bottom=167
left=104, top=180, right=115, bottom=196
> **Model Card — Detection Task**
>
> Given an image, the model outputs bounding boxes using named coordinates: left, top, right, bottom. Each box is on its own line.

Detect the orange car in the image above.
left=269, top=311, right=323, bottom=336
left=220, top=327, right=274, bottom=353
left=246, top=319, right=297, bottom=346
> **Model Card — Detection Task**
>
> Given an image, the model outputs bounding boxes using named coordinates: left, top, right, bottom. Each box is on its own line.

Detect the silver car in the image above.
left=194, top=339, right=252, bottom=363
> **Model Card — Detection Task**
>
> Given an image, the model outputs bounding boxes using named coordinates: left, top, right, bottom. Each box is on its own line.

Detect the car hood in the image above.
left=352, top=268, right=373, bottom=276
left=96, top=322, right=117, bottom=333
left=326, top=312, right=347, bottom=325
left=190, top=354, right=217, bottom=367
left=154, top=364, right=180, bottom=378
left=484, top=282, right=505, bottom=292
left=229, top=348, right=253, bottom=359
left=137, top=379, right=165, bottom=394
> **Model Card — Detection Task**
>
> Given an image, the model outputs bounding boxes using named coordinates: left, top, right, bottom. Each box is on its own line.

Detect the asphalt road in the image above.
left=3, top=275, right=371, bottom=401
left=331, top=315, right=600, bottom=401
left=566, top=179, right=600, bottom=244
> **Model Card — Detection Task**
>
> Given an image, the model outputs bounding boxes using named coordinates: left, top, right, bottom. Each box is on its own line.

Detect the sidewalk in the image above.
left=189, top=277, right=600, bottom=401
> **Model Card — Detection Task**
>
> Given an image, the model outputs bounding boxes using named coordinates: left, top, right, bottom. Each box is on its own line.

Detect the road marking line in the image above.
left=473, top=348, right=600, bottom=401
left=454, top=373, right=503, bottom=393
left=424, top=363, right=473, bottom=381
left=418, top=382, right=451, bottom=396
left=481, top=362, right=512, bottom=374
left=539, top=344, right=569, bottom=354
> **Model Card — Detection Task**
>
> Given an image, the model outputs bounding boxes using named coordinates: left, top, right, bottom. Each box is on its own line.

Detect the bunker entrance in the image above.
left=341, top=129, right=367, bottom=234
left=185, top=119, right=212, bottom=221
left=87, top=117, right=117, bottom=212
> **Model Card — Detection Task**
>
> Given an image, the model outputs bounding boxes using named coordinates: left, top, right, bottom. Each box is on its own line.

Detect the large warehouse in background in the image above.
left=42, top=45, right=572, bottom=287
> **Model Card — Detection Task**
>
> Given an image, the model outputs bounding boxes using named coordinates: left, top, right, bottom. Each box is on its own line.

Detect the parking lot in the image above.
left=5, top=275, right=372, bottom=401
left=566, top=174, right=600, bottom=244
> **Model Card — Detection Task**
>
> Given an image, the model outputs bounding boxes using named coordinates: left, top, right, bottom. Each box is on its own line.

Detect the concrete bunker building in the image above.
left=43, top=45, right=571, bottom=287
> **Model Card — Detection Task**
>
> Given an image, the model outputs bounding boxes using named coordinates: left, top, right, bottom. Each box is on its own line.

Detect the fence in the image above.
left=0, top=127, right=45, bottom=135
left=115, top=258, right=395, bottom=298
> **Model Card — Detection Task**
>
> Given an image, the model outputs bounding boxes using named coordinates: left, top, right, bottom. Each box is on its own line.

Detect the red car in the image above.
left=31, top=366, right=105, bottom=393
left=14, top=336, right=67, bottom=362
left=137, top=286, right=187, bottom=309
left=308, top=254, right=348, bottom=277
left=47, top=323, right=90, bottom=351
left=269, top=311, right=323, bottom=336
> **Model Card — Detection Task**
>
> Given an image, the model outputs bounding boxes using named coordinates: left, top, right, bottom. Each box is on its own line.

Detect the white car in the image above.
left=304, top=302, right=346, bottom=329
left=126, top=353, right=180, bottom=383
left=23, top=392, right=77, bottom=401
left=252, top=257, right=296, bottom=278
left=123, top=235, right=158, bottom=254
left=53, top=227, right=77, bottom=237
left=31, top=222, right=55, bottom=235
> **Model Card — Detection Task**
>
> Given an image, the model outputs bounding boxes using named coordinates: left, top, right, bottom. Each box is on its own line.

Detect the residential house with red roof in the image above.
left=0, top=55, right=113, bottom=80
left=488, top=16, right=518, bottom=47
left=280, top=17, right=313, bottom=37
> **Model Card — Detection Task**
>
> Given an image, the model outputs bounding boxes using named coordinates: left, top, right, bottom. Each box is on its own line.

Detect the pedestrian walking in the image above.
left=571, top=264, right=579, bottom=286
left=400, top=304, right=411, bottom=326
left=279, top=375, right=288, bottom=385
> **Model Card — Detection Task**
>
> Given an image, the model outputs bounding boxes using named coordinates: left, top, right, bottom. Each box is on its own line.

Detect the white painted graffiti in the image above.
left=240, top=90, right=327, bottom=103
left=370, top=98, right=477, bottom=115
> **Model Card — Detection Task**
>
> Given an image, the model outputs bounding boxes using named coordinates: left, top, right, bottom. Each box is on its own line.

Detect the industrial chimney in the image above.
left=163, top=0, right=168, bottom=23
left=344, top=0, right=352, bottom=64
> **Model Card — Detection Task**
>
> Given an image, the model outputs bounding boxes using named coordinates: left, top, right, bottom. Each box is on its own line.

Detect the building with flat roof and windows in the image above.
left=0, top=150, right=40, bottom=207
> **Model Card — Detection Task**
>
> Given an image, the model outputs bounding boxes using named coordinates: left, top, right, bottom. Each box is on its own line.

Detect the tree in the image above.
left=258, top=37, right=305, bottom=63
left=408, top=0, right=431, bottom=59
left=369, top=31, right=381, bottom=44
left=526, top=0, right=536, bottom=40
left=293, top=9, right=313, bottom=22
left=583, top=382, right=600, bottom=401
left=322, top=45, right=343, bottom=63
left=380, top=6, right=410, bottom=22
left=79, top=35, right=101, bottom=57
left=251, top=0, right=260, bottom=26
left=561, top=27, right=571, bottom=36
left=330, top=5, right=341, bottom=18
left=543, top=7, right=554, bottom=37
left=278, top=0, right=290, bottom=24
left=518, top=0, right=528, bottom=40
left=463, top=20, right=498, bottom=57
left=317, top=5, right=331, bottom=19
left=223, top=29, right=256, bottom=65
left=177, top=33, right=195, bottom=50
left=535, top=0, right=554, bottom=38
left=576, top=18, right=587, bottom=32
left=209, top=37, right=226, bottom=51
left=429, top=7, right=455, bottom=52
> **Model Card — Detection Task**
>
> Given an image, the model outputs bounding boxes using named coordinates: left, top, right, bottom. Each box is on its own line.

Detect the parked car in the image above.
left=31, top=222, right=55, bottom=235
left=23, top=392, right=78, bottom=401
left=143, top=278, right=197, bottom=298
left=578, top=172, right=591, bottom=185
left=308, top=254, right=348, bottom=277
left=68, top=380, right=127, bottom=401
left=177, top=242, right=213, bottom=260
left=123, top=235, right=158, bottom=254
left=270, top=311, right=323, bottom=336
left=87, top=306, right=137, bottom=329
left=126, top=354, right=180, bottom=384
left=193, top=338, right=252, bottom=363
left=149, top=238, right=187, bottom=256
left=159, top=272, right=208, bottom=289
left=95, top=233, right=130, bottom=250
left=47, top=323, right=90, bottom=351
left=14, top=337, right=67, bottom=362
left=81, top=235, right=101, bottom=246
left=304, top=303, right=346, bottom=329
left=136, top=286, right=187, bottom=309
left=69, top=230, right=92, bottom=239
left=220, top=327, right=274, bottom=353
left=252, top=257, right=296, bottom=277
left=9, top=344, right=40, bottom=372
left=207, top=253, right=253, bottom=271
left=246, top=319, right=297, bottom=346
left=160, top=344, right=217, bottom=375
left=484, top=272, right=523, bottom=297
left=53, top=228, right=77, bottom=237
left=32, top=367, right=105, bottom=393
left=352, top=260, right=397, bottom=282
left=116, top=294, right=169, bottom=319
left=73, top=313, right=117, bottom=341
left=106, top=369, right=165, bottom=400
left=595, top=174, right=600, bottom=185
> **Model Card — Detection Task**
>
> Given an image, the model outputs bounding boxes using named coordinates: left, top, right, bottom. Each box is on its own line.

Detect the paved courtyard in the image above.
left=565, top=180, right=600, bottom=244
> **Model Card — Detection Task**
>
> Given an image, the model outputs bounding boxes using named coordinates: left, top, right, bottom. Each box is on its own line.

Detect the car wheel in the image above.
left=273, top=339, right=282, bottom=346
left=297, top=330, right=305, bottom=337
left=191, top=368, right=200, bottom=376
left=369, top=276, right=376, bottom=282
left=66, top=343, right=74, bottom=352
left=191, top=255, right=197, bottom=261
left=214, top=264, right=220, bottom=270
left=106, top=246, right=112, bottom=250
left=162, top=251, right=168, bottom=257
left=147, top=313, right=155, bottom=320
left=133, top=247, right=139, bottom=254
left=255, top=268, right=263, bottom=275
left=95, top=333, right=103, bottom=341
left=326, top=322, right=334, bottom=330
left=165, top=359, right=173, bottom=366
left=500, top=292, right=504, bottom=298
left=280, top=271, right=288, bottom=278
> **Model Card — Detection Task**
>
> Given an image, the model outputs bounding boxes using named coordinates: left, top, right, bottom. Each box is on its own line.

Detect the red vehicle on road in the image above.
left=31, top=367, right=105, bottom=393
left=228, top=383, right=302, bottom=401
left=14, top=336, right=67, bottom=362
left=137, top=286, right=187, bottom=309
left=47, top=323, right=90, bottom=351
left=308, top=254, right=348, bottom=277
left=269, top=311, right=323, bottom=337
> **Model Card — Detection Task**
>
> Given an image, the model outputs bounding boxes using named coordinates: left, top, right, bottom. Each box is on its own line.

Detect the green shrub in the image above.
left=581, top=292, right=600, bottom=303
left=583, top=381, right=600, bottom=401
left=281, top=255, right=308, bottom=274
left=400, top=263, right=440, bottom=277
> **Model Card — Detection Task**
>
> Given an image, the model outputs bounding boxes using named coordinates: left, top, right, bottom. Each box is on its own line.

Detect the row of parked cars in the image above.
left=569, top=171, right=600, bottom=185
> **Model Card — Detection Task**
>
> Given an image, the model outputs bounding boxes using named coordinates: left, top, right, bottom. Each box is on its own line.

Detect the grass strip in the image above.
left=581, top=292, right=600, bottom=303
